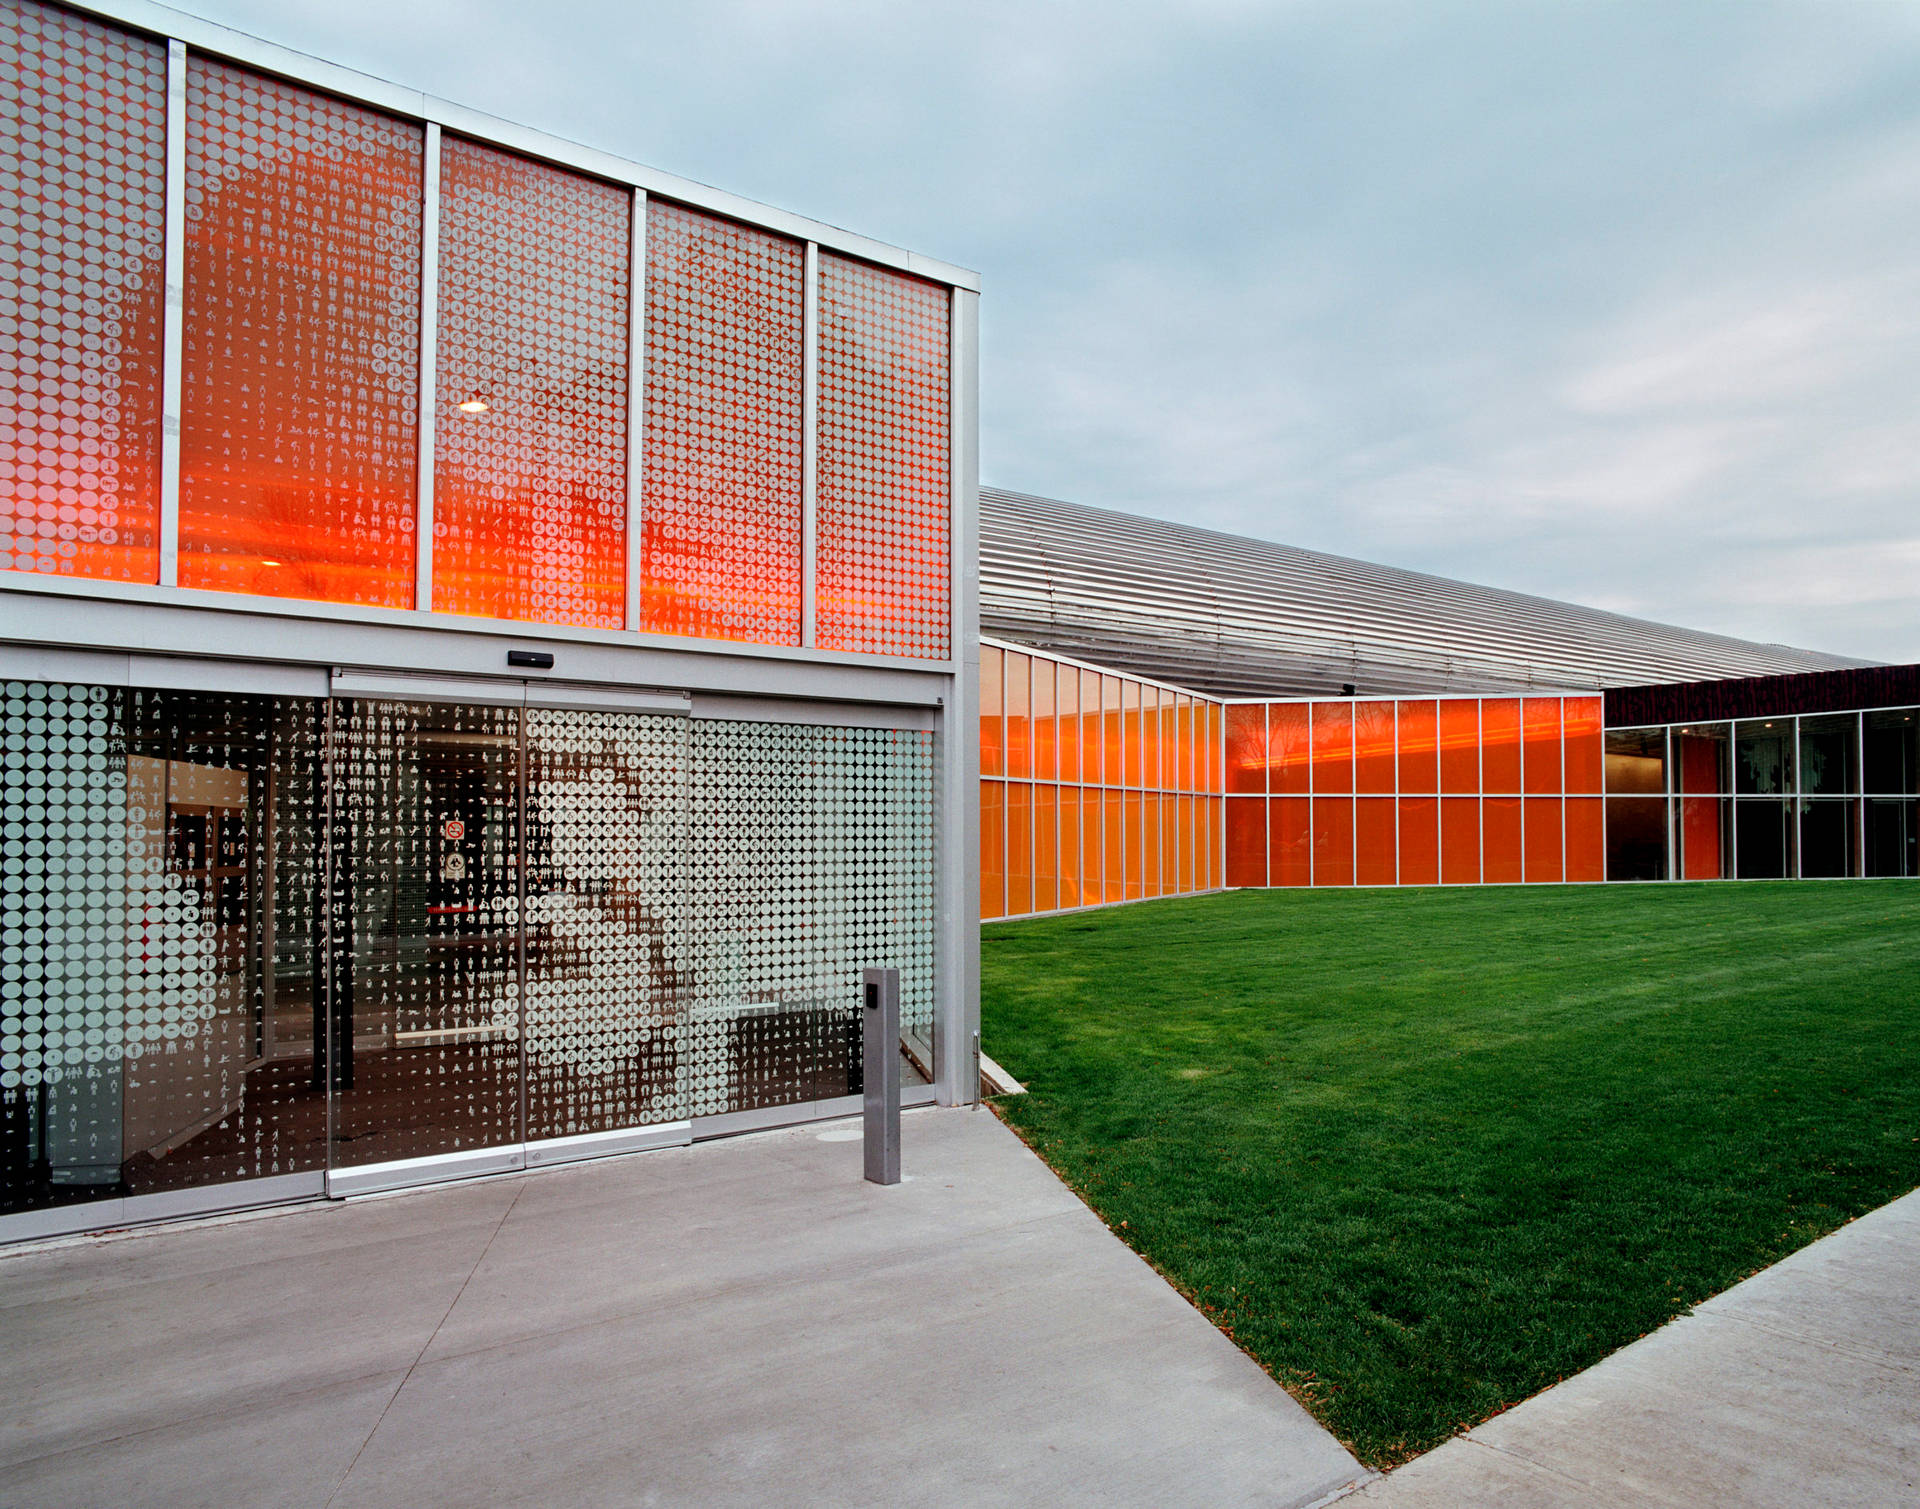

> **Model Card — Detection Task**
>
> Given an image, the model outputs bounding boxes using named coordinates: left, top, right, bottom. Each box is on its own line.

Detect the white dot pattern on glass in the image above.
left=179, top=57, right=423, bottom=607
left=433, top=137, right=630, bottom=629
left=0, top=1, right=165, bottom=584
left=815, top=253, right=951, bottom=660
left=641, top=199, right=803, bottom=646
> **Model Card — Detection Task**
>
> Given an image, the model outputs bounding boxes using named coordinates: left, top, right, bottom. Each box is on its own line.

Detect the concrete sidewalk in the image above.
left=0, top=1106, right=1364, bottom=1508
left=1346, top=1188, right=1920, bottom=1507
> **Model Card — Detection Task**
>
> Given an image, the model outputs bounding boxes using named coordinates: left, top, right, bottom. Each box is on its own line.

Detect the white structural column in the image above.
left=800, top=242, right=820, bottom=648
left=624, top=189, right=648, bottom=630
left=158, top=38, right=187, bottom=587
left=413, top=122, right=442, bottom=611
left=938, top=286, right=981, bottom=1106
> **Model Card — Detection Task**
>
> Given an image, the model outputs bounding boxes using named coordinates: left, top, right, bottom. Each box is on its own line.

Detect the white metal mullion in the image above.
left=1560, top=698, right=1567, bottom=883
left=624, top=189, right=647, bottom=631
left=1476, top=700, right=1484, bottom=885
left=414, top=122, right=442, bottom=612
left=158, top=39, right=187, bottom=588
left=1393, top=701, right=1401, bottom=887
left=801, top=242, right=820, bottom=648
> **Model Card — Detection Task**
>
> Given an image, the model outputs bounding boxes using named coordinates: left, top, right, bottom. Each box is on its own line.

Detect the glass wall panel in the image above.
left=1606, top=729, right=1666, bottom=794
left=1227, top=797, right=1267, bottom=887
left=1082, top=670, right=1104, bottom=787
left=980, top=780, right=1004, bottom=920
left=1566, top=798, right=1604, bottom=882
left=1271, top=703, right=1311, bottom=794
left=1798, top=799, right=1854, bottom=879
left=1178, top=795, right=1195, bottom=892
left=1004, top=652, right=1031, bottom=779
left=1677, top=727, right=1729, bottom=794
left=1606, top=796, right=1668, bottom=880
left=1312, top=798, right=1354, bottom=886
left=1102, top=677, right=1123, bottom=786
left=1440, top=701, right=1479, bottom=793
left=1007, top=782, right=1032, bottom=916
left=1523, top=798, right=1562, bottom=883
left=1140, top=686, right=1161, bottom=793
left=1123, top=682, right=1143, bottom=789
left=814, top=254, right=949, bottom=658
left=1564, top=698, right=1604, bottom=794
left=1210, top=797, right=1225, bottom=888
left=1441, top=797, right=1480, bottom=884
left=1356, top=798, right=1395, bottom=885
left=1059, top=787, right=1082, bottom=908
left=1397, top=701, right=1437, bottom=795
left=1735, top=720, right=1793, bottom=795
left=1178, top=697, right=1195, bottom=792
left=1483, top=796, right=1522, bottom=883
left=1864, top=709, right=1918, bottom=796
left=1311, top=703, right=1353, bottom=795
left=979, top=645, right=1003, bottom=777
left=1034, top=668, right=1057, bottom=784
left=641, top=201, right=803, bottom=643
left=1865, top=799, right=1917, bottom=877
left=1679, top=797, right=1728, bottom=881
left=1398, top=796, right=1438, bottom=885
left=1798, top=715, right=1857, bottom=796
left=1141, top=794, right=1160, bottom=897
left=1103, top=790, right=1125, bottom=903
left=1034, top=785, right=1058, bottom=913
left=1, top=2, right=166, bottom=585
left=1354, top=701, right=1395, bottom=795
left=1735, top=799, right=1791, bottom=880
left=181, top=60, right=422, bottom=607
left=1056, top=663, right=1080, bottom=783
left=1124, top=791, right=1144, bottom=901
left=1481, top=699, right=1521, bottom=793
left=1205, top=706, right=1221, bottom=793
left=1522, top=698, right=1562, bottom=794
left=1226, top=704, right=1267, bottom=795
left=1271, top=797, right=1311, bottom=887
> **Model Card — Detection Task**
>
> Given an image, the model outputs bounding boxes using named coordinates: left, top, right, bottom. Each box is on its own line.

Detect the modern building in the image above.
left=0, top=0, right=980, bottom=1241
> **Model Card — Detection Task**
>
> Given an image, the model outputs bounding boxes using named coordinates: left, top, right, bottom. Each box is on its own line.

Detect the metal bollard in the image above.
left=862, top=967, right=901, bottom=1185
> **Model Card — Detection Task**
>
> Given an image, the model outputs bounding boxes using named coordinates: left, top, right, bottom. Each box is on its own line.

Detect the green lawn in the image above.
left=982, top=882, right=1920, bottom=1467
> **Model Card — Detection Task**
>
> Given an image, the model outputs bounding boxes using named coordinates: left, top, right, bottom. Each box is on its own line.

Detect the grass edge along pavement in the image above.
left=980, top=882, right=1920, bottom=1468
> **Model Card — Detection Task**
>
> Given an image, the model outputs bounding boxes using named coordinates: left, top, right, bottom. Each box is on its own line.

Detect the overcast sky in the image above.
left=171, top=0, right=1920, bottom=661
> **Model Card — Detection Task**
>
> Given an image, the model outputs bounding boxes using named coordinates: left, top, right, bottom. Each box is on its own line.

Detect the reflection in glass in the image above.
left=1735, top=720, right=1794, bottom=795
left=1864, top=710, right=1918, bottom=796
left=1605, top=796, right=1667, bottom=880
left=1734, top=799, right=1793, bottom=879
left=1865, top=799, right=1918, bottom=877
left=1797, top=715, right=1857, bottom=796
left=1605, top=729, right=1666, bottom=794
left=1798, top=798, right=1855, bottom=879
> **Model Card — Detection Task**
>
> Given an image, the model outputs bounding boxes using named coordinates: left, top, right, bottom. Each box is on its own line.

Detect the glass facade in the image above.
left=980, top=642, right=1222, bottom=920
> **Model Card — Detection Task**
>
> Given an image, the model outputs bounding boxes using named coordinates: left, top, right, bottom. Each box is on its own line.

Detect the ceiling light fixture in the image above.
left=458, top=399, right=489, bottom=414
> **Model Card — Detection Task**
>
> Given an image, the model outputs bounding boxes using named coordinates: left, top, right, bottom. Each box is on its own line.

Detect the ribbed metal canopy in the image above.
left=981, top=487, right=1868, bottom=699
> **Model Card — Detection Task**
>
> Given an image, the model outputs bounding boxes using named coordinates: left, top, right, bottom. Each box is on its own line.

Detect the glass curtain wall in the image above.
left=979, top=642, right=1223, bottom=921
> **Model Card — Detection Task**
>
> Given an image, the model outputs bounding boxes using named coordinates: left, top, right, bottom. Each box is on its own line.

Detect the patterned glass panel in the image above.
left=1, top=684, right=325, bottom=1217
left=523, top=708, right=686, bottom=1141
left=815, top=253, right=949, bottom=658
left=642, top=200, right=802, bottom=644
left=0, top=2, right=165, bottom=584
left=685, top=719, right=936, bottom=1116
left=433, top=138, right=629, bottom=628
left=181, top=60, right=422, bottom=606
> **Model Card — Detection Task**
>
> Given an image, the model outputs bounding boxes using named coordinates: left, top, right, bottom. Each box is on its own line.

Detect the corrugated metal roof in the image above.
left=981, top=487, right=1870, bottom=699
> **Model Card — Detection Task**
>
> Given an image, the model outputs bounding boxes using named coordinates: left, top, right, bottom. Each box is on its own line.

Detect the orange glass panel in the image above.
left=1088, top=788, right=1109, bottom=903
left=1123, top=792, right=1144, bottom=900
left=1312, top=703, right=1353, bottom=794
left=1226, top=704, right=1267, bottom=794
left=1482, top=699, right=1522, bottom=794
left=1484, top=796, right=1522, bottom=883
left=1178, top=794, right=1194, bottom=892
left=1564, top=697, right=1604, bottom=794
left=1059, top=785, right=1083, bottom=908
left=1271, top=797, right=1311, bottom=887
left=1271, top=703, right=1311, bottom=794
left=1163, top=694, right=1179, bottom=790
left=1103, top=790, right=1126, bottom=903
left=1005, top=651, right=1031, bottom=779
left=433, top=138, right=629, bottom=626
left=1035, top=784, right=1058, bottom=913
left=1440, top=701, right=1480, bottom=793
left=815, top=253, right=948, bottom=658
left=1566, top=797, right=1605, bottom=882
left=1056, top=661, right=1080, bottom=783
left=1203, top=704, right=1220, bottom=792
left=1357, top=798, right=1396, bottom=886
left=979, top=644, right=1003, bottom=777
left=1082, top=669, right=1103, bottom=786
left=1397, top=701, right=1438, bottom=794
left=1177, top=697, right=1194, bottom=791
left=980, top=780, right=1005, bottom=920
left=1398, top=796, right=1439, bottom=885
left=1441, top=797, right=1480, bottom=884
left=1102, top=676, right=1124, bottom=786
left=1033, top=656, right=1057, bottom=782
left=1524, top=797, right=1564, bottom=882
left=642, top=200, right=802, bottom=642
left=1227, top=797, right=1267, bottom=887
left=1681, top=801, right=1722, bottom=878
left=1123, top=681, right=1143, bottom=788
left=1210, top=797, right=1225, bottom=887
left=181, top=60, right=421, bottom=606
left=1, top=3, right=165, bottom=584
left=1354, top=701, right=1396, bottom=794
left=1312, top=798, right=1354, bottom=886
left=1140, top=684, right=1161, bottom=791
left=1007, top=782, right=1033, bottom=917
left=1523, top=698, right=1563, bottom=794
left=1141, top=791, right=1161, bottom=898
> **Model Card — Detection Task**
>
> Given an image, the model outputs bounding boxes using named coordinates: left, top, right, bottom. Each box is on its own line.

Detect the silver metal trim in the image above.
left=415, top=122, right=442, bottom=611
left=941, top=286, right=981, bottom=1105
left=524, top=1121, right=693, bottom=1168
left=327, top=669, right=693, bottom=714
left=130, top=655, right=330, bottom=698
left=158, top=38, right=186, bottom=587
left=690, top=1086, right=938, bottom=1142
left=801, top=241, right=819, bottom=650
left=0, top=1172, right=327, bottom=1246
left=626, top=189, right=647, bottom=631
left=328, top=1145, right=526, bottom=1199
left=689, top=694, right=937, bottom=730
